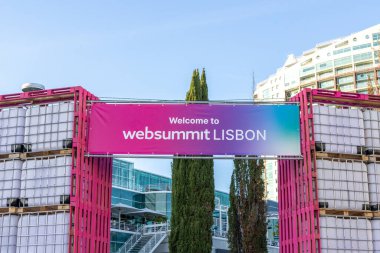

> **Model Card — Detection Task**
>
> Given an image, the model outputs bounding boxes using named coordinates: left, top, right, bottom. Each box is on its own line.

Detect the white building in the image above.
left=255, top=24, right=380, bottom=201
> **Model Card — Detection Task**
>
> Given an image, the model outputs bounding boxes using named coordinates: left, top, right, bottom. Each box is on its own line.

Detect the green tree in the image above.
left=228, top=158, right=267, bottom=253
left=228, top=170, right=243, bottom=253
left=169, top=68, right=215, bottom=253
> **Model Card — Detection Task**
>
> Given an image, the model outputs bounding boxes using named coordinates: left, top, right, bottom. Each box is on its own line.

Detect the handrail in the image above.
left=139, top=223, right=169, bottom=253
left=116, top=225, right=144, bottom=253
left=117, top=222, right=229, bottom=253
left=111, top=221, right=139, bottom=232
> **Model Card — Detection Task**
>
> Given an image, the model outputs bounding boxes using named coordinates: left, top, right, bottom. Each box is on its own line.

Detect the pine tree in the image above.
left=228, top=158, right=267, bottom=253
left=170, top=69, right=215, bottom=253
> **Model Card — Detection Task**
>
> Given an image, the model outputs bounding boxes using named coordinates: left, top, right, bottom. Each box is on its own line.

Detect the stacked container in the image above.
left=319, top=216, right=373, bottom=252
left=313, top=105, right=365, bottom=154
left=364, top=110, right=380, bottom=153
left=0, top=87, right=112, bottom=253
left=20, top=156, right=71, bottom=207
left=372, top=218, right=380, bottom=252
left=0, top=214, right=18, bottom=253
left=0, top=107, right=26, bottom=153
left=24, top=102, right=74, bottom=152
left=16, top=212, right=69, bottom=253
left=367, top=163, right=380, bottom=211
left=0, top=159, right=22, bottom=207
left=316, top=159, right=369, bottom=210
left=279, top=89, right=380, bottom=253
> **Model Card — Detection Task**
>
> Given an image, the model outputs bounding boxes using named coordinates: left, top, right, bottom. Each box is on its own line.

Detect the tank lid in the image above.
left=21, top=83, right=45, bottom=92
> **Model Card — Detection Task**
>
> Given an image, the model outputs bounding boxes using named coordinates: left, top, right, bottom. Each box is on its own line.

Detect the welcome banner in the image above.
left=87, top=103, right=300, bottom=156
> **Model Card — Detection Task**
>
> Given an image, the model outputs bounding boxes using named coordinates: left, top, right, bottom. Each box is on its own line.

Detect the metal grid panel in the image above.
left=372, top=218, right=380, bottom=251
left=367, top=163, right=380, bottom=210
left=0, top=159, right=23, bottom=207
left=24, top=102, right=74, bottom=152
left=363, top=109, right=380, bottom=154
left=313, top=105, right=365, bottom=154
left=21, top=156, right=71, bottom=207
left=0, top=107, right=26, bottom=154
left=319, top=216, right=373, bottom=252
left=0, top=213, right=18, bottom=253
left=316, top=159, right=369, bottom=210
left=16, top=211, right=70, bottom=253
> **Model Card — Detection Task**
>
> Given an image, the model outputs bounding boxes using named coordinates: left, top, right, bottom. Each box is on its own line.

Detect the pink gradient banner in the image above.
left=87, top=103, right=300, bottom=156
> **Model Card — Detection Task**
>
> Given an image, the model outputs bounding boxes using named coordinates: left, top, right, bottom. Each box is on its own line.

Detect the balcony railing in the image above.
left=111, top=221, right=141, bottom=232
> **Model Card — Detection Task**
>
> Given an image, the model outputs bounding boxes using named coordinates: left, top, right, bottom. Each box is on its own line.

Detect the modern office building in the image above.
left=110, top=159, right=230, bottom=253
left=254, top=24, right=380, bottom=201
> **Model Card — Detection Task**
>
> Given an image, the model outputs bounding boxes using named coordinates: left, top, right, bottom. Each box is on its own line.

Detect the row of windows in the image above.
left=334, top=56, right=352, bottom=67
left=317, top=60, right=333, bottom=71
left=353, top=43, right=371, bottom=51
left=337, top=76, right=354, bottom=84
left=300, top=52, right=375, bottom=77
left=353, top=52, right=372, bottom=62
left=333, top=47, right=351, bottom=55
left=333, top=42, right=376, bottom=56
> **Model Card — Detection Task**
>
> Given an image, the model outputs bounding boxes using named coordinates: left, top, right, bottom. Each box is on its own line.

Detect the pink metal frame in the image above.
left=0, top=87, right=113, bottom=253
left=279, top=88, right=380, bottom=253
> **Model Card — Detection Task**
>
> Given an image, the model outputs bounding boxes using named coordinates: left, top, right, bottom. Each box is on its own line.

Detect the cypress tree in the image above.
left=228, top=158, right=267, bottom=253
left=200, top=68, right=208, bottom=100
left=170, top=69, right=215, bottom=253
left=228, top=170, right=243, bottom=253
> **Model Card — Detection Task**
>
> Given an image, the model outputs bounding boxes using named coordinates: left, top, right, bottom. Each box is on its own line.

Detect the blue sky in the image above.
left=1, top=0, right=379, bottom=192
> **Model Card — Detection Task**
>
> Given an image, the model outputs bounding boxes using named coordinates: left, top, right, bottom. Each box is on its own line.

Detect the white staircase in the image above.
left=116, top=223, right=169, bottom=253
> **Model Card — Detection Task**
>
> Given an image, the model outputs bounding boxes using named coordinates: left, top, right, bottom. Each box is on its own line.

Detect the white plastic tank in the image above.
left=0, top=214, right=18, bottom=253
left=317, top=159, right=369, bottom=210
left=16, top=212, right=69, bottom=253
left=24, top=101, right=74, bottom=152
left=0, top=159, right=22, bottom=207
left=0, top=107, right=26, bottom=154
left=313, top=105, right=365, bottom=155
left=320, top=216, right=373, bottom=252
left=367, top=163, right=380, bottom=210
left=372, top=219, right=380, bottom=252
left=363, top=110, right=380, bottom=152
left=20, top=156, right=71, bottom=207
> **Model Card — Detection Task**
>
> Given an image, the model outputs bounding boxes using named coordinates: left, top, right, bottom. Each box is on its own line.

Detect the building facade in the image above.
left=254, top=24, right=380, bottom=201
left=110, top=159, right=230, bottom=253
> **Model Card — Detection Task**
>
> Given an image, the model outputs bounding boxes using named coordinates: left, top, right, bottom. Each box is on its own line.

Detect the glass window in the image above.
left=337, top=76, right=354, bottom=84
left=353, top=52, right=372, bottom=62
left=333, top=47, right=351, bottom=55
left=338, top=84, right=354, bottom=91
left=319, top=80, right=334, bottom=89
left=334, top=56, right=352, bottom=67
left=353, top=43, right=371, bottom=50
left=355, top=63, right=373, bottom=71
left=356, top=72, right=374, bottom=81
left=317, top=60, right=333, bottom=71
left=336, top=66, right=352, bottom=75
left=318, top=71, right=333, bottom=79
